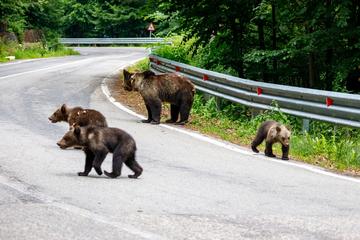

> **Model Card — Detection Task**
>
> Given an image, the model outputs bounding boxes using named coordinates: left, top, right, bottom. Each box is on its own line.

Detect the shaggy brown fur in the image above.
left=57, top=126, right=143, bottom=179
left=251, top=120, right=291, bottom=160
left=123, top=69, right=195, bottom=125
left=49, top=104, right=108, bottom=129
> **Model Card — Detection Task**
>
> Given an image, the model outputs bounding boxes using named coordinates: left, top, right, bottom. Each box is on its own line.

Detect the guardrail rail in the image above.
left=149, top=54, right=360, bottom=128
left=60, top=38, right=170, bottom=45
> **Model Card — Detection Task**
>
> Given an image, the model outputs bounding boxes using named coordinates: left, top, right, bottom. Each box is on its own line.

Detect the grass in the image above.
left=0, top=41, right=79, bottom=62
left=116, top=58, right=360, bottom=177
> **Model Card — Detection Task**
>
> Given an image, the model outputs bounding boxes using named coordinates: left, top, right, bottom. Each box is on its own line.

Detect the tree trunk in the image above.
left=271, top=1, right=278, bottom=83
left=308, top=52, right=316, bottom=88
left=258, top=19, right=267, bottom=81
left=324, top=0, right=333, bottom=90
left=231, top=20, right=244, bottom=78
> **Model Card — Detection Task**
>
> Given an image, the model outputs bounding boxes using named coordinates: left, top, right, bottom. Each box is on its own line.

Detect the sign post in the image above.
left=147, top=22, right=155, bottom=39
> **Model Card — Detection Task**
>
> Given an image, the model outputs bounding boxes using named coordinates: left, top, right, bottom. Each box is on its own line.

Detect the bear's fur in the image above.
left=57, top=126, right=143, bottom=178
left=123, top=69, right=195, bottom=125
left=251, top=120, right=291, bottom=160
left=49, top=104, right=108, bottom=129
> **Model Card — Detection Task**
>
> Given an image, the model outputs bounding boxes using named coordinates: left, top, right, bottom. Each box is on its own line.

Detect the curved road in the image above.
left=0, top=47, right=360, bottom=240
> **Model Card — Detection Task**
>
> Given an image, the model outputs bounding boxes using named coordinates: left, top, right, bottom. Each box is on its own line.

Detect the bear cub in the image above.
left=123, top=69, right=195, bottom=125
left=251, top=120, right=291, bottom=160
left=49, top=104, right=108, bottom=129
left=57, top=126, right=143, bottom=178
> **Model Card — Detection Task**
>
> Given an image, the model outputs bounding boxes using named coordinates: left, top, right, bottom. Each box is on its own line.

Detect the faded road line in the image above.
left=0, top=58, right=95, bottom=80
left=0, top=174, right=165, bottom=240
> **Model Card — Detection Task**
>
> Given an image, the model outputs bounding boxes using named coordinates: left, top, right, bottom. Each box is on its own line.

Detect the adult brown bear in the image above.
left=57, top=126, right=143, bottom=179
left=123, top=69, right=195, bottom=125
left=251, top=120, right=291, bottom=160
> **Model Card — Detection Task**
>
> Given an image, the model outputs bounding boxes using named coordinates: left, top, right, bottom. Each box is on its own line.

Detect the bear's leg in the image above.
left=78, top=149, right=94, bottom=176
left=281, top=145, right=290, bottom=160
left=251, top=132, right=265, bottom=153
left=141, top=104, right=153, bottom=123
left=148, top=99, right=162, bottom=124
left=176, top=100, right=192, bottom=125
left=165, top=104, right=179, bottom=123
left=264, top=141, right=276, bottom=158
left=125, top=158, right=143, bottom=179
left=92, top=150, right=108, bottom=175
left=104, top=146, right=124, bottom=178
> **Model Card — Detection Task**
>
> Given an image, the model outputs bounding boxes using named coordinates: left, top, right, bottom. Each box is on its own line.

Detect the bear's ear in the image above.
left=276, top=125, right=282, bottom=132
left=74, top=126, right=81, bottom=137
left=123, top=69, right=132, bottom=80
left=61, top=104, right=67, bottom=114
left=142, top=70, right=155, bottom=79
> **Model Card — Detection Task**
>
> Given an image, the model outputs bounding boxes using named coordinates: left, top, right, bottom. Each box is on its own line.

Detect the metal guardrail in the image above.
left=149, top=54, right=360, bottom=128
left=60, top=38, right=170, bottom=45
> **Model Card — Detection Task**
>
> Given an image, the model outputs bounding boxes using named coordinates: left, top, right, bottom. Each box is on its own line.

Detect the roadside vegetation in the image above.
left=0, top=41, right=78, bottom=62
left=117, top=58, right=360, bottom=176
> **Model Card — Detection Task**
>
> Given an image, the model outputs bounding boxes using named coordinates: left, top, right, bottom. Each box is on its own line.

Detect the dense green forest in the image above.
left=1, top=0, right=359, bottom=91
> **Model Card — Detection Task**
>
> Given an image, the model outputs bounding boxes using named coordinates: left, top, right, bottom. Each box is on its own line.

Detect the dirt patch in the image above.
left=107, top=72, right=171, bottom=121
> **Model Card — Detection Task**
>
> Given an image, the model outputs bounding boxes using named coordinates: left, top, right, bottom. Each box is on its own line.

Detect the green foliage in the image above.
left=126, top=58, right=149, bottom=72
left=0, top=40, right=78, bottom=62
left=152, top=36, right=195, bottom=64
left=154, top=0, right=360, bottom=91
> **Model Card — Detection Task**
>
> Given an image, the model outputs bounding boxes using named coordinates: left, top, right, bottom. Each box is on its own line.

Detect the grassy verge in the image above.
left=112, top=58, right=360, bottom=177
left=0, top=41, right=79, bottom=62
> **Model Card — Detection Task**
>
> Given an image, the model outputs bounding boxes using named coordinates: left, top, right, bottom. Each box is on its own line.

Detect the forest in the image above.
left=1, top=0, right=359, bottom=91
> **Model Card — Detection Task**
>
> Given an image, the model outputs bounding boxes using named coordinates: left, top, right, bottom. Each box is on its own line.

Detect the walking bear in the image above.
left=123, top=69, right=195, bottom=125
left=251, top=120, right=291, bottom=160
left=49, top=104, right=108, bottom=129
left=57, top=126, right=143, bottom=179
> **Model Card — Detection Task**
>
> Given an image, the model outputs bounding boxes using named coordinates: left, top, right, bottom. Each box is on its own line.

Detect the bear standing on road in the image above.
left=49, top=104, right=108, bottom=130
left=123, top=69, right=195, bottom=125
left=57, top=126, right=143, bottom=179
left=251, top=120, right=291, bottom=160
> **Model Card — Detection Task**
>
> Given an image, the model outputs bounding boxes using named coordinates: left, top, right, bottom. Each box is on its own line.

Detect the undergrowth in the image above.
left=0, top=41, right=79, bottom=62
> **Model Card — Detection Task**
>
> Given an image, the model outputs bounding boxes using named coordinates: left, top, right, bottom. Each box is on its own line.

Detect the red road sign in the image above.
left=148, top=23, right=155, bottom=32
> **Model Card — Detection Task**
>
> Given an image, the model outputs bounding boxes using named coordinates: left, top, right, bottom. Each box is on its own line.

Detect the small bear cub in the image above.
left=49, top=104, right=108, bottom=129
left=57, top=126, right=143, bottom=178
left=251, top=120, right=291, bottom=160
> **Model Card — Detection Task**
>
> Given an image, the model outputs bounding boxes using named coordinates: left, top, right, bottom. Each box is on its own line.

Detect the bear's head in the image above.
left=276, top=125, right=291, bottom=146
left=49, top=104, right=68, bottom=123
left=123, top=69, right=134, bottom=91
left=123, top=69, right=155, bottom=91
left=57, top=126, right=84, bottom=149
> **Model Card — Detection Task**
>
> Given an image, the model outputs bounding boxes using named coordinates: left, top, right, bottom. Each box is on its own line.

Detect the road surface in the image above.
left=0, top=47, right=359, bottom=240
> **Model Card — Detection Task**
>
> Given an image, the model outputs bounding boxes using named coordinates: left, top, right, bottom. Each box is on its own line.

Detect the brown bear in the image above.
left=57, top=126, right=143, bottom=179
left=49, top=104, right=108, bottom=129
left=123, top=69, right=195, bottom=125
left=251, top=120, right=291, bottom=160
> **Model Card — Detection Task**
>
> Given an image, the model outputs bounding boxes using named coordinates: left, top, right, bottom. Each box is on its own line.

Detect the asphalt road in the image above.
left=0, top=47, right=360, bottom=240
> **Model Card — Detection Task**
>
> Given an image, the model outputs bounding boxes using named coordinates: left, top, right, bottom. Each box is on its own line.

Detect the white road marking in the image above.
left=0, top=58, right=43, bottom=67
left=101, top=59, right=360, bottom=184
left=0, top=174, right=165, bottom=240
left=0, top=58, right=94, bottom=80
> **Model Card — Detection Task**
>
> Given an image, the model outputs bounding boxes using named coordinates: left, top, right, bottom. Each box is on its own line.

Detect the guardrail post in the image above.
left=302, top=119, right=310, bottom=133
left=202, top=93, right=221, bottom=111
left=251, top=108, right=263, bottom=118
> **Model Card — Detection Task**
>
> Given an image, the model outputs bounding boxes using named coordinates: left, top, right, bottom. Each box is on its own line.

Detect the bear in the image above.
left=123, top=69, right=195, bottom=125
left=251, top=120, right=291, bottom=160
left=49, top=104, right=108, bottom=129
left=57, top=126, right=143, bottom=179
